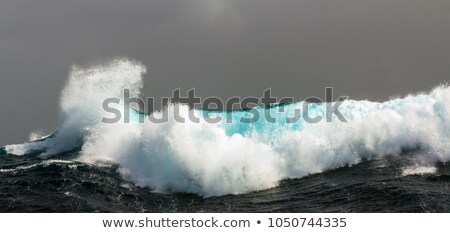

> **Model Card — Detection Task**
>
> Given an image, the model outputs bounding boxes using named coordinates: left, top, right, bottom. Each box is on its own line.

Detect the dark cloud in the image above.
left=1, top=0, right=450, bottom=145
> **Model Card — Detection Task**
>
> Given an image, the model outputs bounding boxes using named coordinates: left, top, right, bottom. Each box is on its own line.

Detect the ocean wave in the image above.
left=4, top=58, right=450, bottom=197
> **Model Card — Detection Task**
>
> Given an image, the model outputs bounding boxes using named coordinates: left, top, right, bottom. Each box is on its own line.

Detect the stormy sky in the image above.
left=1, top=0, right=450, bottom=145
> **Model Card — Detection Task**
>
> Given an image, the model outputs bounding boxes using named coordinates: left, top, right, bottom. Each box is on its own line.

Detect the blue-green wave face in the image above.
left=131, top=103, right=311, bottom=145
left=204, top=103, right=318, bottom=145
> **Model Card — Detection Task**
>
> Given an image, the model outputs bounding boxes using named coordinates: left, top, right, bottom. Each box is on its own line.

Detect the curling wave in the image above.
left=3, top=58, right=450, bottom=197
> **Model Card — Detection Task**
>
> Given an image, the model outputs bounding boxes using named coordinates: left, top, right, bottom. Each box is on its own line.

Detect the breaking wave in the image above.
left=3, top=58, right=450, bottom=197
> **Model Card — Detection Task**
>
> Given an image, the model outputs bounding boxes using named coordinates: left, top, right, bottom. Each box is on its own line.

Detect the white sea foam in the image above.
left=402, top=166, right=438, bottom=176
left=0, top=159, right=78, bottom=173
left=5, top=58, right=450, bottom=197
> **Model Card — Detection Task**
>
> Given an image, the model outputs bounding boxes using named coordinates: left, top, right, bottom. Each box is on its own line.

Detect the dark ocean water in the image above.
left=1, top=149, right=449, bottom=213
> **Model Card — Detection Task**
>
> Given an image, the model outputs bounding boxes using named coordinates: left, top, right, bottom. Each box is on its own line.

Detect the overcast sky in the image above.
left=1, top=0, right=450, bottom=145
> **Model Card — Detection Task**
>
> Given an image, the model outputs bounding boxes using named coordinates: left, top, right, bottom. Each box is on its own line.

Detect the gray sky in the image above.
left=1, top=0, right=450, bottom=145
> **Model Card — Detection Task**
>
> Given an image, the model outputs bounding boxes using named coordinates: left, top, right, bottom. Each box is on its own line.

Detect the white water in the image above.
left=402, top=166, right=437, bottom=176
left=5, top=58, right=450, bottom=197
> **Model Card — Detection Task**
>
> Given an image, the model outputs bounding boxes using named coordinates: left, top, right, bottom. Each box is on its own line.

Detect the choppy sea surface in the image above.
left=1, top=149, right=449, bottom=212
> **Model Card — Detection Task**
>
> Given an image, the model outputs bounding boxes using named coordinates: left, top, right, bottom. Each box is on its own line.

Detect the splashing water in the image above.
left=4, top=58, right=450, bottom=197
